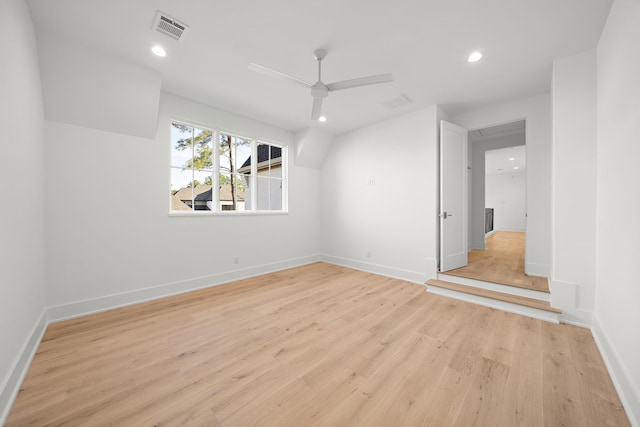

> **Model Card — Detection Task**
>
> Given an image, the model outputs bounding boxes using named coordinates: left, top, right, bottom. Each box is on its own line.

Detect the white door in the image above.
left=440, top=120, right=468, bottom=272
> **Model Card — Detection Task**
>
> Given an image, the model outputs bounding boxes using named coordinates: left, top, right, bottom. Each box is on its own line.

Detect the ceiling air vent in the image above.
left=152, top=11, right=189, bottom=42
left=383, top=93, right=413, bottom=109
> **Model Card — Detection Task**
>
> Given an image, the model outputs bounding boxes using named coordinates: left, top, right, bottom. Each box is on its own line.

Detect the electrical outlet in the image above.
left=365, top=251, right=371, bottom=258
left=368, top=177, right=375, bottom=185
left=234, top=257, right=239, bottom=264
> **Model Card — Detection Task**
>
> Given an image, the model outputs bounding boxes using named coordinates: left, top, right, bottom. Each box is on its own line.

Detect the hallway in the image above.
left=444, top=231, right=549, bottom=293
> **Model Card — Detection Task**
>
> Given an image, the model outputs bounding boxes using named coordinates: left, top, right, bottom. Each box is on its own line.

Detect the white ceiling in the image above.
left=469, top=120, right=526, bottom=141
left=486, top=145, right=526, bottom=175
left=26, top=0, right=612, bottom=135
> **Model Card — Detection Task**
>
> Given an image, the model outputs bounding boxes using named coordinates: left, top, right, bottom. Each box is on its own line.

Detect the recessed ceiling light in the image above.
left=509, top=157, right=515, bottom=161
left=468, top=51, right=482, bottom=63
left=513, top=166, right=520, bottom=170
left=318, top=116, right=327, bottom=122
left=151, top=45, right=166, bottom=57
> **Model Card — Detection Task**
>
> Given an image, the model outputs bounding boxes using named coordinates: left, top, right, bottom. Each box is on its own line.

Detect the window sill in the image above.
left=169, top=210, right=289, bottom=217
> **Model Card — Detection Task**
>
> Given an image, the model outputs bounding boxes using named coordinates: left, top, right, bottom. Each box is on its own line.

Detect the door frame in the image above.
left=467, top=118, right=528, bottom=264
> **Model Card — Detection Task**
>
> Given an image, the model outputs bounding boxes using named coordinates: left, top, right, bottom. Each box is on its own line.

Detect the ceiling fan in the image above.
left=249, top=49, right=393, bottom=121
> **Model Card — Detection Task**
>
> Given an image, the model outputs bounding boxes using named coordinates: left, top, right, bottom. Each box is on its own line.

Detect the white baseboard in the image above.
left=549, top=279, right=576, bottom=307
left=558, top=310, right=593, bottom=328
left=424, top=257, right=438, bottom=281
left=525, top=262, right=550, bottom=278
left=549, top=279, right=593, bottom=327
left=592, top=315, right=640, bottom=427
left=0, top=308, right=48, bottom=426
left=471, top=239, right=487, bottom=250
left=320, top=255, right=427, bottom=285
left=47, top=255, right=321, bottom=322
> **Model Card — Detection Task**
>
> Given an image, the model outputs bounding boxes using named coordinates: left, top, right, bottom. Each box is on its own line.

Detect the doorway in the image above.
left=442, top=120, right=544, bottom=291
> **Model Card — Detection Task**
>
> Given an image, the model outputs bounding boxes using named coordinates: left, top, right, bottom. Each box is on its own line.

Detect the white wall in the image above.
left=469, top=133, right=526, bottom=249
left=486, top=171, right=526, bottom=232
left=550, top=49, right=597, bottom=326
left=45, top=92, right=322, bottom=319
left=451, top=94, right=552, bottom=277
left=594, top=0, right=640, bottom=424
left=37, top=34, right=161, bottom=139
left=0, top=0, right=48, bottom=421
left=320, top=106, right=439, bottom=282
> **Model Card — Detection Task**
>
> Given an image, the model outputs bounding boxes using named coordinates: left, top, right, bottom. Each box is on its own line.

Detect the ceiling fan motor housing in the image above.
left=311, top=82, right=328, bottom=98
left=313, top=49, right=327, bottom=61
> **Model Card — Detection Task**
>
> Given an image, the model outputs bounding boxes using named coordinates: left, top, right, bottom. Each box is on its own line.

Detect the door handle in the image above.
left=440, top=212, right=453, bottom=219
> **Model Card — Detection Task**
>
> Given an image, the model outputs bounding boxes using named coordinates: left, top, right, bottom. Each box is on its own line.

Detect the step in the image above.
left=426, top=279, right=561, bottom=323
left=437, top=273, right=550, bottom=301
left=442, top=269, right=550, bottom=293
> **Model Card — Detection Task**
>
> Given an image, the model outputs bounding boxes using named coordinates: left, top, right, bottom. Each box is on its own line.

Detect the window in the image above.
left=170, top=120, right=286, bottom=213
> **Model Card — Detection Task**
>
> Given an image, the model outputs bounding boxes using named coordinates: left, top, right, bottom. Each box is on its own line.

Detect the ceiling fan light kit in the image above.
left=249, top=48, right=393, bottom=121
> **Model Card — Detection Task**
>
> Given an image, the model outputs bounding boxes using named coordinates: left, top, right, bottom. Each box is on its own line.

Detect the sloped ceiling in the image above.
left=27, top=0, right=612, bottom=135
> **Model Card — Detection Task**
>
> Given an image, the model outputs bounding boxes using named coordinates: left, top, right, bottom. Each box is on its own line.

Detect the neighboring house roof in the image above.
left=238, top=144, right=282, bottom=173
left=171, top=197, right=192, bottom=211
left=173, top=184, right=211, bottom=200
left=171, top=182, right=245, bottom=211
left=190, top=183, right=245, bottom=203
left=171, top=184, right=212, bottom=210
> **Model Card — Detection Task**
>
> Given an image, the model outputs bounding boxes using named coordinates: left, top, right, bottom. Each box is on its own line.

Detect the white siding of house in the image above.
left=245, top=166, right=283, bottom=211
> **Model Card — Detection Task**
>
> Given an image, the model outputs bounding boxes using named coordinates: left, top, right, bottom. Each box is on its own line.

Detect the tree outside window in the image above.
left=170, top=120, right=285, bottom=213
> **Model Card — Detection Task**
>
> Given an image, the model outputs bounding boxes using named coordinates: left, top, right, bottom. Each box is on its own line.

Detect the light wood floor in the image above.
left=7, top=263, right=629, bottom=426
left=444, top=231, right=550, bottom=293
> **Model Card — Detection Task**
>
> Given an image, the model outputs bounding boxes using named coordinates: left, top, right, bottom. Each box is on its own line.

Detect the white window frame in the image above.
left=169, top=119, right=288, bottom=215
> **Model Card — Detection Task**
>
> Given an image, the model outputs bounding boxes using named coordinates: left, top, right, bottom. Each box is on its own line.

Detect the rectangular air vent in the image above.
left=153, top=11, right=189, bottom=42
left=383, top=93, right=413, bottom=109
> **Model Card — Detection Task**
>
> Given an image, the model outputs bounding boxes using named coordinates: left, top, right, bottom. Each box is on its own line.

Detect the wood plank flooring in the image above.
left=6, top=262, right=629, bottom=426
left=445, top=231, right=550, bottom=292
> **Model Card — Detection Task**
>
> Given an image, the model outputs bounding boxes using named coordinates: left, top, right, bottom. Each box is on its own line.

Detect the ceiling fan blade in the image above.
left=248, top=63, right=312, bottom=89
left=326, top=73, right=393, bottom=92
left=311, top=97, right=323, bottom=121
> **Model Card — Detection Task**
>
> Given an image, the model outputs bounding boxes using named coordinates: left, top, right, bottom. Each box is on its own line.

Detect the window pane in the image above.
left=192, top=128, right=214, bottom=171
left=256, top=177, right=282, bottom=211
left=171, top=168, right=194, bottom=211
left=219, top=133, right=231, bottom=174
left=170, top=122, right=213, bottom=171
left=220, top=134, right=251, bottom=174
left=236, top=138, right=252, bottom=174
left=237, top=173, right=251, bottom=189
left=171, top=167, right=191, bottom=194
left=270, top=164, right=282, bottom=178
left=268, top=144, right=283, bottom=178
left=255, top=142, right=270, bottom=176
left=256, top=176, right=270, bottom=210
left=219, top=173, right=246, bottom=211
left=192, top=170, right=213, bottom=211
left=170, top=122, right=193, bottom=168
left=270, top=178, right=283, bottom=210
left=254, top=142, right=283, bottom=178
